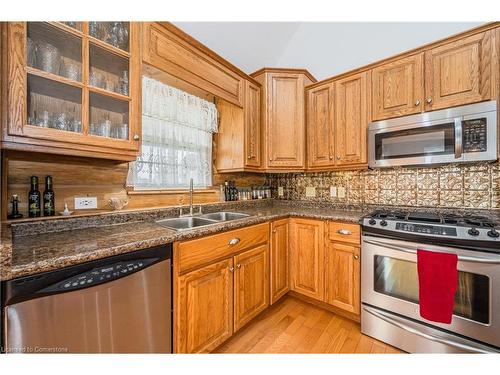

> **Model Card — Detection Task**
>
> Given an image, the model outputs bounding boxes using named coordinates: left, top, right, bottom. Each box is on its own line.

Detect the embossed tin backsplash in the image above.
left=266, top=162, right=500, bottom=209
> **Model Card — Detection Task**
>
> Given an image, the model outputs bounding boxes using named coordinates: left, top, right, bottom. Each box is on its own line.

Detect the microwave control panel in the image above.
left=462, top=118, right=487, bottom=153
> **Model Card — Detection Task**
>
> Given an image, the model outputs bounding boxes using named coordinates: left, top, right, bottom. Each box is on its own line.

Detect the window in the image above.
left=128, top=77, right=218, bottom=189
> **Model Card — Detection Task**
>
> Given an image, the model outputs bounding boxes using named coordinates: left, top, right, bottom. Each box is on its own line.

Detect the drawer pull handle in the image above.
left=337, top=229, right=352, bottom=235
left=236, top=263, right=241, bottom=269
left=228, top=238, right=240, bottom=245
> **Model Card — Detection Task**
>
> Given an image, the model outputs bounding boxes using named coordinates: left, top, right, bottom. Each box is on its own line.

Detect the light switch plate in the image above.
left=330, top=186, right=337, bottom=198
left=305, top=186, right=316, bottom=197
left=278, top=186, right=284, bottom=197
left=74, top=197, right=98, bottom=209
left=338, top=187, right=346, bottom=199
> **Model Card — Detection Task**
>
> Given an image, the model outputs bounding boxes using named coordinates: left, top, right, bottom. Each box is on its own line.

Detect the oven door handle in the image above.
left=454, top=117, right=463, bottom=159
left=362, top=305, right=497, bottom=353
left=363, top=239, right=500, bottom=264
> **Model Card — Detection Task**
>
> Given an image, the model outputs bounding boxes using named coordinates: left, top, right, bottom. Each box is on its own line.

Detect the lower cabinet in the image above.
left=175, top=224, right=270, bottom=353
left=234, top=244, right=269, bottom=331
left=325, top=241, right=360, bottom=315
left=270, top=219, right=289, bottom=304
left=177, top=258, right=234, bottom=354
left=289, top=218, right=325, bottom=301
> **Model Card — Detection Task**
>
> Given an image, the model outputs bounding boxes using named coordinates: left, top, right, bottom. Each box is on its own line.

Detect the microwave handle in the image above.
left=454, top=118, right=463, bottom=159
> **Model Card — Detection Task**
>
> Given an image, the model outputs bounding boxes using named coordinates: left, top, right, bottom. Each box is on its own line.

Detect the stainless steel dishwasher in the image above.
left=1, top=244, right=172, bottom=353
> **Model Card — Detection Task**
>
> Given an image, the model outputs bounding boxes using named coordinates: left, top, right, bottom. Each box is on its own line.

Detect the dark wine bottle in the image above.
left=43, top=175, right=55, bottom=216
left=224, top=181, right=229, bottom=201
left=28, top=176, right=41, bottom=218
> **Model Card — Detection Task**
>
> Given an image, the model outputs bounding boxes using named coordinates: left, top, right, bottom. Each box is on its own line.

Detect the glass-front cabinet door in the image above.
left=3, top=22, right=140, bottom=161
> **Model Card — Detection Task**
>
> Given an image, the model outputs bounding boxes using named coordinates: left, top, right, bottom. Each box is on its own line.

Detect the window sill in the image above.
left=126, top=188, right=218, bottom=196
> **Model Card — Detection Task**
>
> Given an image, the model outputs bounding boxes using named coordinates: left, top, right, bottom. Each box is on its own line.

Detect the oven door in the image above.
left=361, top=235, right=500, bottom=348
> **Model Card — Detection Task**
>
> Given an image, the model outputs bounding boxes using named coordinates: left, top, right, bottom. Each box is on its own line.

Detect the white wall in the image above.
left=276, top=22, right=485, bottom=80
left=174, top=22, right=485, bottom=81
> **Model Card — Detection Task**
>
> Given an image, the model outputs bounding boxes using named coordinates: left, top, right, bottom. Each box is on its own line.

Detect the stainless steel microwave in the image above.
left=368, top=101, right=497, bottom=168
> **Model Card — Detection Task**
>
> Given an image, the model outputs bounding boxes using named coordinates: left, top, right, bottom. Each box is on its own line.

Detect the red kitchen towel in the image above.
left=417, top=249, right=458, bottom=324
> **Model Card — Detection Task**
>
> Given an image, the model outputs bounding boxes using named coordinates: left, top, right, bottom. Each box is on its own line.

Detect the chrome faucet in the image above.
left=189, top=178, right=194, bottom=216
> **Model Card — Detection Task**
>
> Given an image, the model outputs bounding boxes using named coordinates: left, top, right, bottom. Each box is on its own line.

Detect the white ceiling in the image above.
left=174, top=22, right=485, bottom=80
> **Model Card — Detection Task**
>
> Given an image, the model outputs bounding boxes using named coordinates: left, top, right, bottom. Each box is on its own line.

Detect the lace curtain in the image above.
left=128, top=76, right=218, bottom=189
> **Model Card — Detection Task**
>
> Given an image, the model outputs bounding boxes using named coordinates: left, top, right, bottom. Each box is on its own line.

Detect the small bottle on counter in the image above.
left=28, top=176, right=41, bottom=218
left=7, top=195, right=23, bottom=219
left=43, top=175, right=55, bottom=216
left=224, top=181, right=229, bottom=201
left=220, top=184, right=226, bottom=202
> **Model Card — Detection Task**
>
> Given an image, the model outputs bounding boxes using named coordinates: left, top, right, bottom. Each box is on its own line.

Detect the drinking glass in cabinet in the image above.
left=89, top=43, right=129, bottom=96
left=60, top=22, right=82, bottom=31
left=27, top=23, right=82, bottom=82
left=89, top=22, right=129, bottom=51
left=27, top=75, right=82, bottom=133
left=89, top=92, right=129, bottom=139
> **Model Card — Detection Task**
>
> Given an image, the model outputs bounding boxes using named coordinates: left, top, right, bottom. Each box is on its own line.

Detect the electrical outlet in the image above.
left=338, top=187, right=346, bottom=199
left=305, top=186, right=316, bottom=197
left=74, top=197, right=98, bottom=209
left=278, top=186, right=284, bottom=197
left=330, top=186, right=337, bottom=198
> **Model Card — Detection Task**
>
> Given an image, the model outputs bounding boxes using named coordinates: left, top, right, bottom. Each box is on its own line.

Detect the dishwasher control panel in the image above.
left=41, top=258, right=157, bottom=293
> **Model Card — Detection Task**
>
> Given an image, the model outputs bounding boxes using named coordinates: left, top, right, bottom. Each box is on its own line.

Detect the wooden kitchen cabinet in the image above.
left=371, top=28, right=498, bottom=120
left=216, top=79, right=262, bottom=172
left=334, top=71, right=370, bottom=166
left=270, top=219, right=289, bottom=304
left=174, top=223, right=270, bottom=352
left=289, top=218, right=325, bottom=301
left=176, top=258, right=234, bottom=354
left=325, top=241, right=360, bottom=315
left=307, top=83, right=335, bottom=169
left=251, top=68, right=316, bottom=171
left=306, top=72, right=369, bottom=170
left=371, top=53, right=424, bottom=121
left=424, top=30, right=497, bottom=111
left=234, top=244, right=269, bottom=331
left=142, top=22, right=244, bottom=107
left=2, top=22, right=142, bottom=161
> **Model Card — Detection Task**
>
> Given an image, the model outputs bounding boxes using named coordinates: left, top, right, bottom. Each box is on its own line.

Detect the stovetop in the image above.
left=361, top=209, right=500, bottom=250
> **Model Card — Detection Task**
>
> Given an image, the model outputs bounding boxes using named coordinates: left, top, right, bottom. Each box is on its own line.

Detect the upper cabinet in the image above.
left=307, top=83, right=334, bottom=168
left=306, top=71, right=370, bottom=170
left=372, top=28, right=498, bottom=120
left=215, top=79, right=262, bottom=172
left=371, top=53, right=424, bottom=121
left=2, top=22, right=141, bottom=161
left=142, top=22, right=244, bottom=107
left=252, top=68, right=315, bottom=171
left=424, top=31, right=496, bottom=111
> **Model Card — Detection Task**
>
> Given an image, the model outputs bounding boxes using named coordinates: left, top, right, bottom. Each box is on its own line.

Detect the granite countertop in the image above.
left=0, top=201, right=366, bottom=281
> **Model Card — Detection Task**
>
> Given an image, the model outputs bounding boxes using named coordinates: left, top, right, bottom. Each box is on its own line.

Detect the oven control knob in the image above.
left=380, top=220, right=388, bottom=227
left=468, top=227, right=480, bottom=236
left=368, top=219, right=376, bottom=225
left=487, top=229, right=499, bottom=238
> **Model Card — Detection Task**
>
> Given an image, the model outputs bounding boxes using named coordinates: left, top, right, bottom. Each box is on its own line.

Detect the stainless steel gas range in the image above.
left=360, top=210, right=500, bottom=353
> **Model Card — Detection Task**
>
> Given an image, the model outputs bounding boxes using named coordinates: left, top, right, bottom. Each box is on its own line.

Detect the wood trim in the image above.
left=306, top=22, right=500, bottom=90
left=287, top=291, right=360, bottom=323
left=155, top=22, right=261, bottom=87
left=250, top=67, right=317, bottom=83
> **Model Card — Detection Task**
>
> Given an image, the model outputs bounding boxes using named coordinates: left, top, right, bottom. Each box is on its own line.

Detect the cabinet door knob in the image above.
left=329, top=156, right=333, bottom=160
left=426, top=97, right=433, bottom=104
left=415, top=100, right=420, bottom=106
left=272, top=229, right=277, bottom=233
left=353, top=254, right=359, bottom=260
left=236, top=263, right=241, bottom=269
left=228, top=238, right=240, bottom=245
left=269, top=158, right=273, bottom=162
left=133, top=134, right=140, bottom=141
left=336, top=155, right=341, bottom=160
left=229, top=267, right=234, bottom=272
left=337, top=229, right=352, bottom=235
left=247, top=155, right=252, bottom=159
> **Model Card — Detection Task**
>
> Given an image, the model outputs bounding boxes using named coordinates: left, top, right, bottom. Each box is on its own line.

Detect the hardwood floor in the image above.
left=213, top=296, right=404, bottom=354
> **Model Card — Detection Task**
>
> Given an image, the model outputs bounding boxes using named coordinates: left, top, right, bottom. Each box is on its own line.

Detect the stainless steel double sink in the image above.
left=156, top=211, right=250, bottom=231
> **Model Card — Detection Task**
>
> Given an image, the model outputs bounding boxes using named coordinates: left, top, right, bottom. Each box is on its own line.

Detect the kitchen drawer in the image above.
left=178, top=223, right=270, bottom=273
left=328, top=222, right=360, bottom=245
